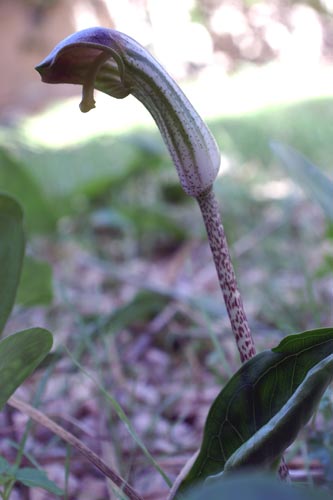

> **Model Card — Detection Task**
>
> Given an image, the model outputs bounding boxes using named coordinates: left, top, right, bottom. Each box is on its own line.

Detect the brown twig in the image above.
left=7, top=396, right=143, bottom=500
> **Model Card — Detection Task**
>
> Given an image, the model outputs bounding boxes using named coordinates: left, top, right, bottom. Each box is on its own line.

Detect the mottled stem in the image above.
left=197, top=187, right=256, bottom=363
left=196, top=187, right=289, bottom=479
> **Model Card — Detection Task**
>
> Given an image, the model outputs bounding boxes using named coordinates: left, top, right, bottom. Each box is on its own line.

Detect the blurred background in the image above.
left=1, top=1, right=333, bottom=499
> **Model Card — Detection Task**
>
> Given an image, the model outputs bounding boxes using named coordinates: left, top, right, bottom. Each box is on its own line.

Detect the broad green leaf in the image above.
left=15, top=468, right=63, bottom=495
left=16, top=256, right=53, bottom=307
left=223, top=354, right=333, bottom=472
left=0, top=328, right=53, bottom=410
left=0, top=148, right=56, bottom=233
left=21, top=132, right=163, bottom=202
left=0, top=194, right=25, bottom=333
left=177, top=328, right=333, bottom=494
left=184, top=473, right=332, bottom=500
left=271, top=141, right=333, bottom=221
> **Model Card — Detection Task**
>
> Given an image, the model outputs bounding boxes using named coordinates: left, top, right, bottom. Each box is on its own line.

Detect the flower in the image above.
left=36, top=27, right=220, bottom=197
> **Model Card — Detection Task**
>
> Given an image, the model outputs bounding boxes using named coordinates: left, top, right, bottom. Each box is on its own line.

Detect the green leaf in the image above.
left=0, top=461, right=17, bottom=485
left=16, top=256, right=53, bottom=306
left=21, top=132, right=163, bottom=204
left=223, top=354, right=333, bottom=472
left=0, top=328, right=53, bottom=410
left=15, top=467, right=63, bottom=495
left=0, top=194, right=25, bottom=333
left=120, top=205, right=186, bottom=240
left=184, top=473, right=332, bottom=500
left=111, top=289, right=170, bottom=326
left=0, top=148, right=56, bottom=233
left=0, top=456, right=11, bottom=475
left=177, top=328, right=333, bottom=494
left=271, top=141, right=333, bottom=221
left=96, top=290, right=171, bottom=338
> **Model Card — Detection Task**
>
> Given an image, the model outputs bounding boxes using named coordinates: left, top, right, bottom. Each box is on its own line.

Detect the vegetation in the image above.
left=0, top=24, right=332, bottom=500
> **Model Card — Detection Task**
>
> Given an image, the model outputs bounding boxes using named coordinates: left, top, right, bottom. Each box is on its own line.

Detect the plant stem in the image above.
left=196, top=187, right=256, bottom=363
left=196, top=187, right=290, bottom=480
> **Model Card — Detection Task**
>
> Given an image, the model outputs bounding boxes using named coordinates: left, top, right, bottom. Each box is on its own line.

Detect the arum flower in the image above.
left=36, top=26, right=256, bottom=361
left=35, top=27, right=220, bottom=198
left=36, top=27, right=257, bottom=364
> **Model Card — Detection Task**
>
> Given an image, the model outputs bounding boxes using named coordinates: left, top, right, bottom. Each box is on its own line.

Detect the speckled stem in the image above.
left=197, top=187, right=255, bottom=363
left=196, top=186, right=289, bottom=479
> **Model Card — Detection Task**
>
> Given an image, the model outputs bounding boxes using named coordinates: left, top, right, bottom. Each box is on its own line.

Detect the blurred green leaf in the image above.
left=184, top=473, right=332, bottom=500
left=16, top=256, right=53, bottom=307
left=102, top=290, right=170, bottom=336
left=178, top=328, right=333, bottom=494
left=0, top=194, right=25, bottom=333
left=271, top=142, right=333, bottom=221
left=315, top=254, right=333, bottom=279
left=0, top=456, right=10, bottom=475
left=15, top=468, right=63, bottom=495
left=0, top=148, right=56, bottom=233
left=0, top=328, right=53, bottom=410
left=23, top=133, right=163, bottom=201
left=120, top=204, right=187, bottom=240
left=211, top=97, right=333, bottom=169
left=161, top=182, right=189, bottom=204
left=90, top=208, right=132, bottom=233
